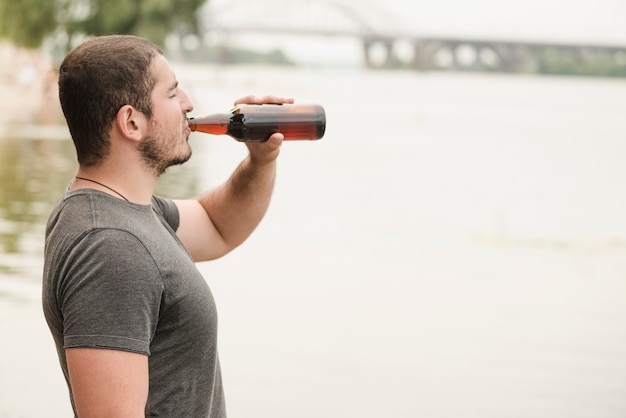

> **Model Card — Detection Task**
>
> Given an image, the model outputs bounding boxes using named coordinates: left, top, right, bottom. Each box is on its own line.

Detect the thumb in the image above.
left=266, top=132, right=284, bottom=148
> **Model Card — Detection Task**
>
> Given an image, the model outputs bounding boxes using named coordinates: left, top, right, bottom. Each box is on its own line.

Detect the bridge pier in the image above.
left=362, top=37, right=395, bottom=69
left=405, top=39, right=539, bottom=72
left=410, top=40, right=438, bottom=70
left=491, top=44, right=533, bottom=72
left=363, top=38, right=534, bottom=72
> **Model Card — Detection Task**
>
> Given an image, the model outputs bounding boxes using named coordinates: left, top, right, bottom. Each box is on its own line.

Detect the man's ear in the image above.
left=115, top=105, right=146, bottom=141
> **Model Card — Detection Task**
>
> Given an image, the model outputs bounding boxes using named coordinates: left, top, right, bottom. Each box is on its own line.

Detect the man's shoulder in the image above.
left=46, top=190, right=149, bottom=247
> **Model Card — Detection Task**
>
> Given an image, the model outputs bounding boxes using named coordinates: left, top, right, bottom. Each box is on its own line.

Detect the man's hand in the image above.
left=234, top=94, right=294, bottom=165
left=233, top=94, right=294, bottom=106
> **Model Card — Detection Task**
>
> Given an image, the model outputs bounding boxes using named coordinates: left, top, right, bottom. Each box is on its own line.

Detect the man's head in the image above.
left=58, top=35, right=163, bottom=166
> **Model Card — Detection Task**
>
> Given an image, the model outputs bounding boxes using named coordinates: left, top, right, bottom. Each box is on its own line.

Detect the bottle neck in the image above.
left=188, top=113, right=231, bottom=135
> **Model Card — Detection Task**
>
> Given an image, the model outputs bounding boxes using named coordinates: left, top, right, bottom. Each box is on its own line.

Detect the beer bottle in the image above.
left=188, top=104, right=326, bottom=142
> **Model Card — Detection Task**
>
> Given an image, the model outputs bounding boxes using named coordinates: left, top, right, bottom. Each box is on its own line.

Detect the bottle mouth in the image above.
left=186, top=117, right=196, bottom=131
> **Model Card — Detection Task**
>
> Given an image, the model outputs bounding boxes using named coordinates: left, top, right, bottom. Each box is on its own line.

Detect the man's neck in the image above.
left=74, top=164, right=157, bottom=205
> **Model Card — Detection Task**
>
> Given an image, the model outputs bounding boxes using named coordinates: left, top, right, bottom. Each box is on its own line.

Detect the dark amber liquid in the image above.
left=189, top=104, right=325, bottom=142
left=188, top=114, right=229, bottom=135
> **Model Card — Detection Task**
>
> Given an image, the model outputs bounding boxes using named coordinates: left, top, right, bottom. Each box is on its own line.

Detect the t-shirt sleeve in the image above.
left=59, top=228, right=164, bottom=355
left=152, top=195, right=180, bottom=232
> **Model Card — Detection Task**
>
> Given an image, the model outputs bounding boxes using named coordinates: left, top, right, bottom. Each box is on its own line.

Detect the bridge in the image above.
left=197, top=0, right=626, bottom=73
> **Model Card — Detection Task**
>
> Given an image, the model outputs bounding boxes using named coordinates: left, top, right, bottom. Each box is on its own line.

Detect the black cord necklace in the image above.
left=74, top=176, right=129, bottom=201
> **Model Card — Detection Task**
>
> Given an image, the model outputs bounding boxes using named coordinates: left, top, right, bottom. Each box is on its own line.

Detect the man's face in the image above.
left=139, top=54, right=194, bottom=176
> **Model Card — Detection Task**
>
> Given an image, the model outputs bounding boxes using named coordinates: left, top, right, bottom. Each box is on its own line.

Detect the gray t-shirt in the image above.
left=42, top=189, right=225, bottom=417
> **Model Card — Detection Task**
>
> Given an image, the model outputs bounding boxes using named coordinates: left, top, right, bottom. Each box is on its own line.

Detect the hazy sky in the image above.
left=382, top=0, right=626, bottom=44
left=207, top=0, right=626, bottom=44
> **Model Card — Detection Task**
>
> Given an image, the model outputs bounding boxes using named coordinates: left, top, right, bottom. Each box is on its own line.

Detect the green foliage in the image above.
left=0, top=0, right=56, bottom=48
left=0, top=0, right=206, bottom=50
left=537, top=48, right=626, bottom=78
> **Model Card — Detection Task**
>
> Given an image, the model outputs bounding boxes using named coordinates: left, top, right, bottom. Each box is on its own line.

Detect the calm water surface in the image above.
left=1, top=65, right=626, bottom=417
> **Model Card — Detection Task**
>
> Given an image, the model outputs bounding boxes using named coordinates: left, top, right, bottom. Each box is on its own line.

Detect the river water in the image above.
left=1, top=64, right=626, bottom=417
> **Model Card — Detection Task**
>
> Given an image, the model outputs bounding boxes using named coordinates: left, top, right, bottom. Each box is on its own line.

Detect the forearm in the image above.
left=199, top=154, right=277, bottom=250
left=175, top=95, right=290, bottom=261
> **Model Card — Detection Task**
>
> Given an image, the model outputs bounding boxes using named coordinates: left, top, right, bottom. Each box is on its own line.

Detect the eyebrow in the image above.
left=168, top=81, right=179, bottom=91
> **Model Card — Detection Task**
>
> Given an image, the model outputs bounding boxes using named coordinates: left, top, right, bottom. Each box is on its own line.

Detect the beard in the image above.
left=139, top=119, right=192, bottom=176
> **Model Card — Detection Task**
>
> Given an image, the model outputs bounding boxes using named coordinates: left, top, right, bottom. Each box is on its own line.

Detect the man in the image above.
left=42, top=34, right=292, bottom=417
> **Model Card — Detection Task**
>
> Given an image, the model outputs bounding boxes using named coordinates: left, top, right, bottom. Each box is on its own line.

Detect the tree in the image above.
left=0, top=0, right=206, bottom=50
left=0, top=0, right=56, bottom=48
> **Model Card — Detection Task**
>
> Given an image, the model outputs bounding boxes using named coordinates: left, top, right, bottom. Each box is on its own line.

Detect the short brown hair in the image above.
left=58, top=35, right=163, bottom=166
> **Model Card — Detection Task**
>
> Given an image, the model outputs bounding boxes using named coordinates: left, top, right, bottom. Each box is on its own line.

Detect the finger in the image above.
left=266, top=132, right=284, bottom=147
left=234, top=95, right=295, bottom=105
left=246, top=133, right=283, bottom=163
